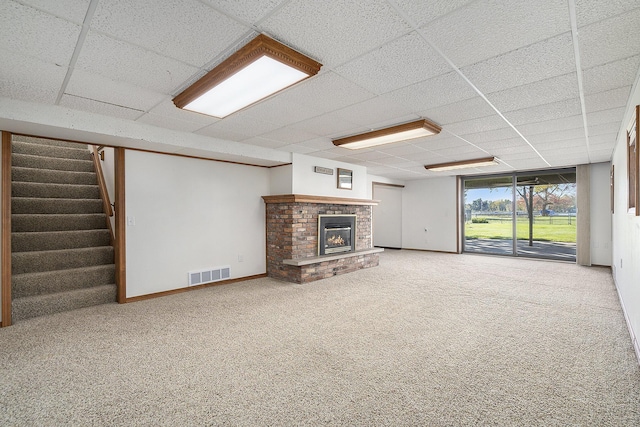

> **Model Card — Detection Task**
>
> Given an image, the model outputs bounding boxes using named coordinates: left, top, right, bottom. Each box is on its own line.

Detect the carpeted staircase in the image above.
left=11, top=135, right=116, bottom=322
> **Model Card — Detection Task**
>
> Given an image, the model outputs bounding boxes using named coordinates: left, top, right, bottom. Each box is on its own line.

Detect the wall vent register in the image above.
left=188, top=266, right=230, bottom=286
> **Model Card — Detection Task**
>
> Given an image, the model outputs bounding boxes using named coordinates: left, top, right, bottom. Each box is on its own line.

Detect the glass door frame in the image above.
left=461, top=167, right=577, bottom=261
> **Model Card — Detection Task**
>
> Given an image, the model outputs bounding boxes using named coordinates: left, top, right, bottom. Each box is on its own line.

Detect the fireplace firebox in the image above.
left=318, top=215, right=356, bottom=255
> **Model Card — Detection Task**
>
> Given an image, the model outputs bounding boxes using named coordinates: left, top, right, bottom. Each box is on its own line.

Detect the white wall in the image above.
left=269, top=164, right=292, bottom=194
left=0, top=133, right=3, bottom=320
left=611, top=81, right=640, bottom=360
left=402, top=176, right=458, bottom=253
left=372, top=184, right=403, bottom=248
left=291, top=153, right=367, bottom=198
left=590, top=162, right=612, bottom=266
left=367, top=174, right=405, bottom=199
left=125, top=150, right=269, bottom=298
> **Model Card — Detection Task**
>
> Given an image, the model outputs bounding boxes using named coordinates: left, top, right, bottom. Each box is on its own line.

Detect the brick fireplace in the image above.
left=262, top=194, right=383, bottom=283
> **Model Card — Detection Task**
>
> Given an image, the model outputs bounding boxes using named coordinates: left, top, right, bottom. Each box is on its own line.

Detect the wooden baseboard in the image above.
left=125, top=273, right=268, bottom=303
left=613, top=274, right=640, bottom=366
left=402, top=247, right=458, bottom=254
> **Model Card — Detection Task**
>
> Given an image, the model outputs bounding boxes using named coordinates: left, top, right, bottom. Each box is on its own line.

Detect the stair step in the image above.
left=12, top=213, right=107, bottom=232
left=12, top=264, right=115, bottom=299
left=12, top=246, right=114, bottom=274
left=12, top=182, right=100, bottom=199
left=12, top=141, right=91, bottom=161
left=11, top=284, right=116, bottom=322
left=12, top=229, right=112, bottom=252
left=12, top=166, right=97, bottom=185
left=12, top=197, right=104, bottom=214
left=12, top=135, right=87, bottom=150
left=12, top=153, right=94, bottom=173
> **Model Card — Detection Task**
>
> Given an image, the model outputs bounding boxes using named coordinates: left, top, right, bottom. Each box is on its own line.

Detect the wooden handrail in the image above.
left=90, top=145, right=115, bottom=243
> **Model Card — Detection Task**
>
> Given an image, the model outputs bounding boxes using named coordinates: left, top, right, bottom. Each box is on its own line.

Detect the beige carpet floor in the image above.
left=1, top=250, right=639, bottom=426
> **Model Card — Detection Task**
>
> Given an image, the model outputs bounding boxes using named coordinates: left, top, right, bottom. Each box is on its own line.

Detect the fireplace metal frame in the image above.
left=318, top=214, right=356, bottom=255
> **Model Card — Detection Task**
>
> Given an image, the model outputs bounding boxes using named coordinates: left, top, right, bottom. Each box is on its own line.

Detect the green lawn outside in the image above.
left=465, top=216, right=577, bottom=243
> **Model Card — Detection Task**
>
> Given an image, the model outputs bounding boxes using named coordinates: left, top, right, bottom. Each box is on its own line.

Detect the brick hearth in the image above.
left=262, top=194, right=381, bottom=283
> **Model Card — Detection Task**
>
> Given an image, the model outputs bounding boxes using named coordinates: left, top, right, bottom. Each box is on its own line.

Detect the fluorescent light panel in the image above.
left=332, top=119, right=441, bottom=150
left=173, top=34, right=321, bottom=118
left=424, top=157, right=498, bottom=171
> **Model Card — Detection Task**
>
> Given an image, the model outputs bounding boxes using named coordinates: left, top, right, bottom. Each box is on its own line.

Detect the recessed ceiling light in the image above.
left=173, top=34, right=322, bottom=118
left=424, top=157, right=498, bottom=171
left=332, top=119, right=441, bottom=150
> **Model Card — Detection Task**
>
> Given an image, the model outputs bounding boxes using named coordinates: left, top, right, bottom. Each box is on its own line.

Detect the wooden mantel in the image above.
left=262, top=194, right=379, bottom=206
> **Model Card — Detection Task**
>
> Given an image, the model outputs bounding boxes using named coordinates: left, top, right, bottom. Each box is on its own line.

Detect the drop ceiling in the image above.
left=1, top=0, right=639, bottom=179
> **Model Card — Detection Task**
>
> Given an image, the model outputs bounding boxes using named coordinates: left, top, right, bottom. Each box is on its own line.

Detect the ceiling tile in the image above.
left=507, top=158, right=553, bottom=170
left=0, top=48, right=66, bottom=103
left=91, top=0, right=248, bottom=66
left=420, top=0, right=570, bottom=67
left=533, top=138, right=587, bottom=150
left=309, top=150, right=345, bottom=160
left=333, top=156, right=367, bottom=165
left=587, top=107, right=626, bottom=126
left=419, top=97, right=496, bottom=125
left=398, top=150, right=440, bottom=162
left=585, top=86, right=632, bottom=113
left=444, top=114, right=509, bottom=136
left=377, top=143, right=429, bottom=157
left=576, top=0, right=640, bottom=27
left=194, top=124, right=248, bottom=142
left=284, top=72, right=375, bottom=114
left=382, top=71, right=478, bottom=112
left=471, top=135, right=527, bottom=149
left=0, top=79, right=58, bottom=104
left=19, top=0, right=91, bottom=23
left=1, top=1, right=80, bottom=66
left=297, top=138, right=334, bottom=151
left=332, top=98, right=416, bottom=128
left=517, top=115, right=585, bottom=136
left=259, top=127, right=320, bottom=144
left=65, top=69, right=165, bottom=111
left=487, top=73, right=579, bottom=112
left=76, top=32, right=199, bottom=94
left=461, top=33, right=576, bottom=94
left=589, top=122, right=621, bottom=137
left=259, top=0, right=412, bottom=67
left=202, top=112, right=282, bottom=141
left=346, top=150, right=393, bottom=161
left=335, top=32, right=452, bottom=95
left=201, top=0, right=285, bottom=24
left=147, top=98, right=218, bottom=128
left=243, top=95, right=323, bottom=127
left=582, top=56, right=640, bottom=94
left=505, top=98, right=582, bottom=125
left=588, top=133, right=617, bottom=147
left=431, top=145, right=489, bottom=157
left=241, top=136, right=290, bottom=149
left=394, top=0, right=475, bottom=26
left=578, top=8, right=640, bottom=69
left=280, top=144, right=320, bottom=155
left=497, top=151, right=540, bottom=161
left=527, top=128, right=587, bottom=144
left=539, top=145, right=588, bottom=156
left=59, top=94, right=143, bottom=120
left=290, top=112, right=364, bottom=138
left=413, top=135, right=470, bottom=151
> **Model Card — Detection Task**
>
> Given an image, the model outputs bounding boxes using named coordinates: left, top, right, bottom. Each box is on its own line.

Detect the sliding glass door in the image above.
left=463, top=169, right=577, bottom=261
left=463, top=175, right=514, bottom=255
